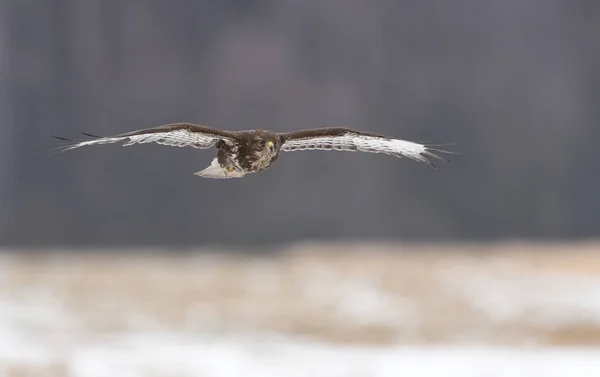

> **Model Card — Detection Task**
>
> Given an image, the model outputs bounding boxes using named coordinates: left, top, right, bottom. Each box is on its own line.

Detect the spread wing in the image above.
left=50, top=123, right=237, bottom=153
left=278, top=127, right=453, bottom=168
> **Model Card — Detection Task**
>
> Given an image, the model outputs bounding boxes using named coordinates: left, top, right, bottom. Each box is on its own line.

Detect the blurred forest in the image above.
left=1, top=0, right=599, bottom=246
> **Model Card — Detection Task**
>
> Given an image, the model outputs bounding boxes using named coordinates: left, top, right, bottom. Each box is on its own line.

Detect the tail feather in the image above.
left=194, top=158, right=246, bottom=179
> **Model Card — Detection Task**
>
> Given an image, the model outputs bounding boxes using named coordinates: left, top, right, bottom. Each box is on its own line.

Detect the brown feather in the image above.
left=117, top=122, right=238, bottom=140
left=278, top=127, right=388, bottom=142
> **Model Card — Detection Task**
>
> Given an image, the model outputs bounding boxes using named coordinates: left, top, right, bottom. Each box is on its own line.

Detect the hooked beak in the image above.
left=266, top=141, right=274, bottom=152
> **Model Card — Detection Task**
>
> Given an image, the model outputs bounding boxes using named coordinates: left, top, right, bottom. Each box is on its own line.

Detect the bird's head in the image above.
left=251, top=131, right=280, bottom=155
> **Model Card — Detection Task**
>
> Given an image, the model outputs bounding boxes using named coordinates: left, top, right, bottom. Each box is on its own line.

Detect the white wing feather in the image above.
left=54, top=129, right=222, bottom=152
left=281, top=132, right=449, bottom=167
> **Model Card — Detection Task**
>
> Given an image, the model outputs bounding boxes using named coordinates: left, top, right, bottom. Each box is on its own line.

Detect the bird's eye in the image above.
left=258, top=140, right=265, bottom=147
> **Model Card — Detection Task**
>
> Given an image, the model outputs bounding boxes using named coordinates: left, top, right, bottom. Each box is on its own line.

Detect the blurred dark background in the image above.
left=1, top=0, right=599, bottom=246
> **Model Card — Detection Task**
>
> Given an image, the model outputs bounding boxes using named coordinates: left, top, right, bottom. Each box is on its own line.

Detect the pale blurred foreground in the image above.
left=1, top=241, right=600, bottom=377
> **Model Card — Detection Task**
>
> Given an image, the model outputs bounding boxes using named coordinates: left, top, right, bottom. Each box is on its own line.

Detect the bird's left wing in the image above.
left=51, top=123, right=237, bottom=153
left=278, top=127, right=453, bottom=168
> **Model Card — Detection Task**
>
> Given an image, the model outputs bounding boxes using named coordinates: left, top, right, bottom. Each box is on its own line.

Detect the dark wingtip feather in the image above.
left=47, top=136, right=78, bottom=156
left=81, top=132, right=102, bottom=138
left=423, top=143, right=459, bottom=165
left=50, top=135, right=72, bottom=141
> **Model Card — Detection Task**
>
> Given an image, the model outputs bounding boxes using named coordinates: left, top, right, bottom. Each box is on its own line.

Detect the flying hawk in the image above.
left=51, top=123, right=453, bottom=179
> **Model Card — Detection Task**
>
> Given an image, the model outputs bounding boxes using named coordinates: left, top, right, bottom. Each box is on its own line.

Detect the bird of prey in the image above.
left=51, top=123, right=453, bottom=179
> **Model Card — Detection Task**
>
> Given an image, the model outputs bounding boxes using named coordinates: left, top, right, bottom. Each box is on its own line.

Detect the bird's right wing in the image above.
left=51, top=123, right=237, bottom=153
left=279, top=127, right=454, bottom=168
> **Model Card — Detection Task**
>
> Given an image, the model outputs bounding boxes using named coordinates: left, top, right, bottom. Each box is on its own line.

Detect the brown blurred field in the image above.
left=2, top=241, right=600, bottom=349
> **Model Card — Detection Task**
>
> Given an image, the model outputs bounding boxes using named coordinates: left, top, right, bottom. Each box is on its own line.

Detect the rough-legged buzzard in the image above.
left=52, top=123, right=454, bottom=179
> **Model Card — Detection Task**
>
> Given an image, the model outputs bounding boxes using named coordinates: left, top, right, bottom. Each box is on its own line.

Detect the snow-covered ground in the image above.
left=2, top=244, right=600, bottom=377
left=3, top=330, right=600, bottom=377
left=65, top=340, right=600, bottom=377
